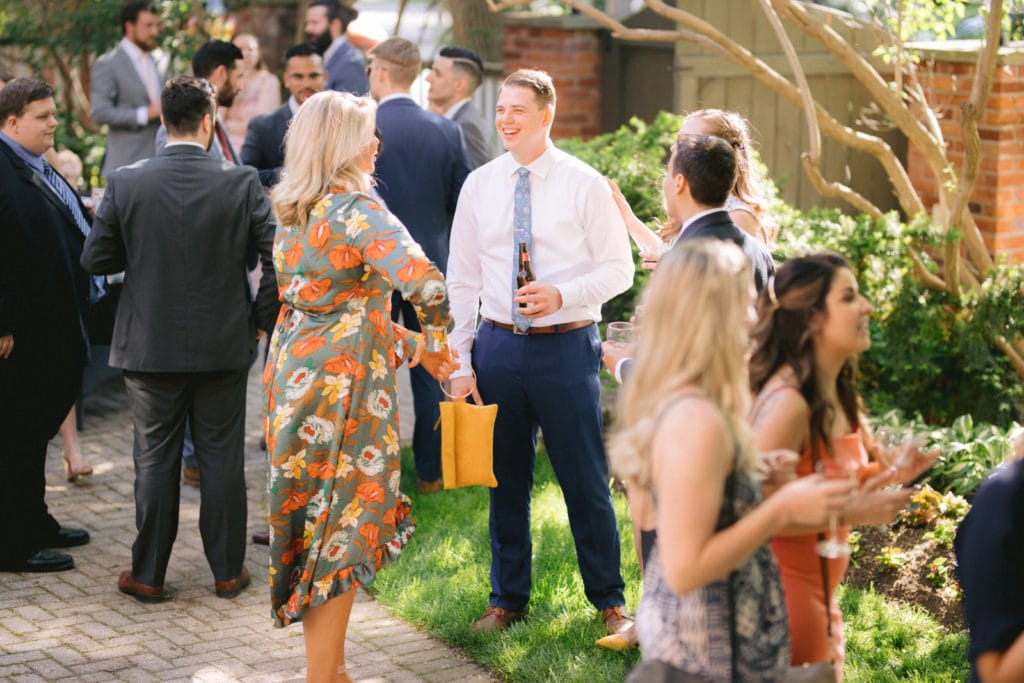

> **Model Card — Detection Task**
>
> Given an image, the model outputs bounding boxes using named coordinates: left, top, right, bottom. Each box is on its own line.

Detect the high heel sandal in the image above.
left=63, top=455, right=94, bottom=482
left=595, top=623, right=639, bottom=651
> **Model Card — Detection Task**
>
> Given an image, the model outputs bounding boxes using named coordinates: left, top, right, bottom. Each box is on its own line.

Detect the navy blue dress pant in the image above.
left=473, top=321, right=625, bottom=612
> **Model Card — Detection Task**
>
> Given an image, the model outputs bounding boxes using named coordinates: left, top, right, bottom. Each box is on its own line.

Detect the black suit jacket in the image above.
left=0, top=138, right=91, bottom=436
left=374, top=97, right=470, bottom=273
left=241, top=102, right=292, bottom=188
left=81, top=145, right=278, bottom=373
left=676, top=209, right=775, bottom=293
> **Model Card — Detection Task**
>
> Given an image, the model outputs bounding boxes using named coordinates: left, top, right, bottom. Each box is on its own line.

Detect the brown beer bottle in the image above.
left=516, top=242, right=535, bottom=308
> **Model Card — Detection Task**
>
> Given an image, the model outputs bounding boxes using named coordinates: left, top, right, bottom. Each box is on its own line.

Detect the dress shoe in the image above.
left=0, top=549, right=74, bottom=573
left=601, top=605, right=634, bottom=636
left=47, top=526, right=90, bottom=549
left=471, top=606, right=527, bottom=633
left=118, top=570, right=169, bottom=603
left=252, top=530, right=270, bottom=545
left=417, top=478, right=444, bottom=494
left=214, top=566, right=251, bottom=598
left=596, top=622, right=639, bottom=650
left=182, top=464, right=200, bottom=486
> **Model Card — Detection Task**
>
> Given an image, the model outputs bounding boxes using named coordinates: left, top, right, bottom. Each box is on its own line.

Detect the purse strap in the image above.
left=817, top=538, right=835, bottom=660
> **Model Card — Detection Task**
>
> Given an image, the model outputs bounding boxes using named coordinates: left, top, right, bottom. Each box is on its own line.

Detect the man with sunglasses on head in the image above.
left=427, top=46, right=492, bottom=170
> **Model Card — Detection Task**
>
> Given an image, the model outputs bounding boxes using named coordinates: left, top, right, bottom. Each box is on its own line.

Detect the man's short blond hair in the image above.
left=368, top=37, right=421, bottom=89
left=501, top=69, right=556, bottom=110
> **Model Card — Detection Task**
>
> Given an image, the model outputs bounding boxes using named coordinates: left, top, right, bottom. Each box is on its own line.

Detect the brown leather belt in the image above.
left=482, top=318, right=593, bottom=336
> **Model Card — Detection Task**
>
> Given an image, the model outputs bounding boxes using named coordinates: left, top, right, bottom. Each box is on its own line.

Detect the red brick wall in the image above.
left=908, top=58, right=1024, bottom=261
left=502, top=20, right=602, bottom=140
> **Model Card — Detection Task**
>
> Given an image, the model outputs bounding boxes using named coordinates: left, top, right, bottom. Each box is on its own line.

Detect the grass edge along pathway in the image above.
left=367, top=448, right=968, bottom=682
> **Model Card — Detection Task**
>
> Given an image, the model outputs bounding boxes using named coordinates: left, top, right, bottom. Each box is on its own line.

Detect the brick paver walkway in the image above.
left=0, top=367, right=496, bottom=682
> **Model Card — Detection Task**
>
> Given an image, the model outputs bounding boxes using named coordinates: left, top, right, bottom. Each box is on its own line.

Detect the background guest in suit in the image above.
left=446, top=69, right=635, bottom=636
left=155, top=40, right=245, bottom=163
left=222, top=33, right=281, bottom=153
left=241, top=44, right=325, bottom=189
left=82, top=75, right=278, bottom=602
left=305, top=0, right=369, bottom=95
left=91, top=1, right=167, bottom=177
left=427, top=46, right=492, bottom=170
left=0, top=78, right=93, bottom=573
left=368, top=37, right=470, bottom=493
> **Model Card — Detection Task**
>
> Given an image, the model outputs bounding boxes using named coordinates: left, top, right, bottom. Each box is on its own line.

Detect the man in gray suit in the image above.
left=81, top=76, right=278, bottom=603
left=427, top=46, right=492, bottom=169
left=90, top=1, right=167, bottom=177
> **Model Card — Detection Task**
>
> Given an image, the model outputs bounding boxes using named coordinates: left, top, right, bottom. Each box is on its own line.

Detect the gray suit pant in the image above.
left=123, top=369, right=248, bottom=586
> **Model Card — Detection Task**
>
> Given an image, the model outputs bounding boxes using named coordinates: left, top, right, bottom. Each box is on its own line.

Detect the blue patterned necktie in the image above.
left=511, top=167, right=532, bottom=332
left=42, top=161, right=107, bottom=303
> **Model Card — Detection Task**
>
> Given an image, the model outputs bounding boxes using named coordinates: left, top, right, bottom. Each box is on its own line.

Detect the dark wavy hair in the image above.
left=749, top=252, right=861, bottom=462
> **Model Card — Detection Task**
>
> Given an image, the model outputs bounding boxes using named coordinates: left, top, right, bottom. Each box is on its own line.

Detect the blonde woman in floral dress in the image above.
left=264, top=90, right=456, bottom=682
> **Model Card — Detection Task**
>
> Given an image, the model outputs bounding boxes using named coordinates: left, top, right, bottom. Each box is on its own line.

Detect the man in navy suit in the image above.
left=305, top=0, right=369, bottom=95
left=241, top=44, right=325, bottom=188
left=0, top=79, right=93, bottom=572
left=368, top=37, right=471, bottom=493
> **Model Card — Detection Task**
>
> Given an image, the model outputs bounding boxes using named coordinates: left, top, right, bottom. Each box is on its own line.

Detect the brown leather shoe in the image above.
left=601, top=605, right=634, bottom=636
left=214, top=566, right=251, bottom=598
left=417, top=478, right=444, bottom=494
left=118, top=570, right=169, bottom=603
left=252, top=530, right=269, bottom=545
left=471, top=606, right=527, bottom=633
left=182, top=464, right=200, bottom=486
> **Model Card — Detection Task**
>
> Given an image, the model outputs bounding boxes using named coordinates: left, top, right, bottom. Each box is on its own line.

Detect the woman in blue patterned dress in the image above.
left=265, top=91, right=456, bottom=682
left=609, top=241, right=851, bottom=681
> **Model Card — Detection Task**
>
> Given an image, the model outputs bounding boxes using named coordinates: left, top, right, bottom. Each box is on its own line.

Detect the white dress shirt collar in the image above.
left=504, top=140, right=555, bottom=181
left=119, top=37, right=149, bottom=62
left=443, top=98, right=472, bottom=120
left=288, top=96, right=300, bottom=116
left=377, top=93, right=415, bottom=106
left=669, top=206, right=728, bottom=247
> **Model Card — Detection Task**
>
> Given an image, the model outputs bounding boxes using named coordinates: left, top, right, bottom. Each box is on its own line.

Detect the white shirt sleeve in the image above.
left=445, top=172, right=482, bottom=379
left=553, top=174, right=634, bottom=309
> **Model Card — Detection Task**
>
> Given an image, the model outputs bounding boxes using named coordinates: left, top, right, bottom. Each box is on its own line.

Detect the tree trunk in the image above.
left=445, top=0, right=503, bottom=63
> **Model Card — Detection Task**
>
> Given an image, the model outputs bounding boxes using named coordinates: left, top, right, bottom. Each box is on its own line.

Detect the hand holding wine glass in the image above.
left=874, top=425, right=936, bottom=485
left=815, top=458, right=858, bottom=559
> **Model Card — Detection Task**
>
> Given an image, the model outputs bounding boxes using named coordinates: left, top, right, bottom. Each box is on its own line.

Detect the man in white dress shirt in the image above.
left=446, top=69, right=636, bottom=636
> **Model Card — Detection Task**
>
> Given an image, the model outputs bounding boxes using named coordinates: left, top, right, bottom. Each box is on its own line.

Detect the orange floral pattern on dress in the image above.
left=264, top=192, right=451, bottom=628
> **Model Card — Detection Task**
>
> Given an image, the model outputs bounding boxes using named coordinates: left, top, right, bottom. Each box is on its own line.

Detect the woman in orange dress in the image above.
left=265, top=91, right=456, bottom=682
left=748, top=253, right=934, bottom=679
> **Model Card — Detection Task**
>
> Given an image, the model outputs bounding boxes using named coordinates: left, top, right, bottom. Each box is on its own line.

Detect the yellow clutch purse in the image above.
left=437, top=391, right=498, bottom=490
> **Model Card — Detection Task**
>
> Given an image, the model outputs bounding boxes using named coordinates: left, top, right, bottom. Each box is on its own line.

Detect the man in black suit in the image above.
left=82, top=76, right=278, bottom=602
left=603, top=133, right=774, bottom=381
left=0, top=78, right=93, bottom=573
left=241, top=44, right=325, bottom=188
left=368, top=37, right=471, bottom=493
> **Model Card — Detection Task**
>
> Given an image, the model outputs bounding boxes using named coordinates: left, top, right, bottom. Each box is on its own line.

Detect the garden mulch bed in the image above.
left=846, top=524, right=964, bottom=632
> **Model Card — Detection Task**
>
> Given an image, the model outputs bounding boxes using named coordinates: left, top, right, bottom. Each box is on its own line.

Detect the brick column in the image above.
left=502, top=14, right=603, bottom=139
left=908, top=43, right=1024, bottom=262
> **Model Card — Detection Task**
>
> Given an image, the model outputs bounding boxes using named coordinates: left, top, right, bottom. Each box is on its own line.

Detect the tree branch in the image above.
left=945, top=0, right=1002, bottom=295
left=909, top=248, right=949, bottom=292
left=994, top=336, right=1024, bottom=379
left=801, top=154, right=883, bottom=218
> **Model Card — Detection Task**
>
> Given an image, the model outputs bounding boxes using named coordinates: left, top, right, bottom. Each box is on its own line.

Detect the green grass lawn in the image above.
left=368, top=448, right=968, bottom=682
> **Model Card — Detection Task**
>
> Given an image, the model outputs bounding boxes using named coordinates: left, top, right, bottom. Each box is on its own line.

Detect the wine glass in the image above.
left=606, top=321, right=634, bottom=344
left=874, top=425, right=927, bottom=474
left=815, top=459, right=856, bottom=558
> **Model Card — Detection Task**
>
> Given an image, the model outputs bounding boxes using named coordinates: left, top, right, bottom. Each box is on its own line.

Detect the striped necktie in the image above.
left=42, top=161, right=107, bottom=303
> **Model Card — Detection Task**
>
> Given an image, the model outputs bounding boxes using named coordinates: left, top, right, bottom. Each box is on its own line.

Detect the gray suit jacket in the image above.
left=91, top=44, right=169, bottom=177
left=452, top=101, right=491, bottom=170
left=80, top=145, right=278, bottom=373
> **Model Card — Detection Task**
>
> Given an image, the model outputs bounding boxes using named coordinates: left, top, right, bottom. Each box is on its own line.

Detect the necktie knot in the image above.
left=517, top=167, right=529, bottom=179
